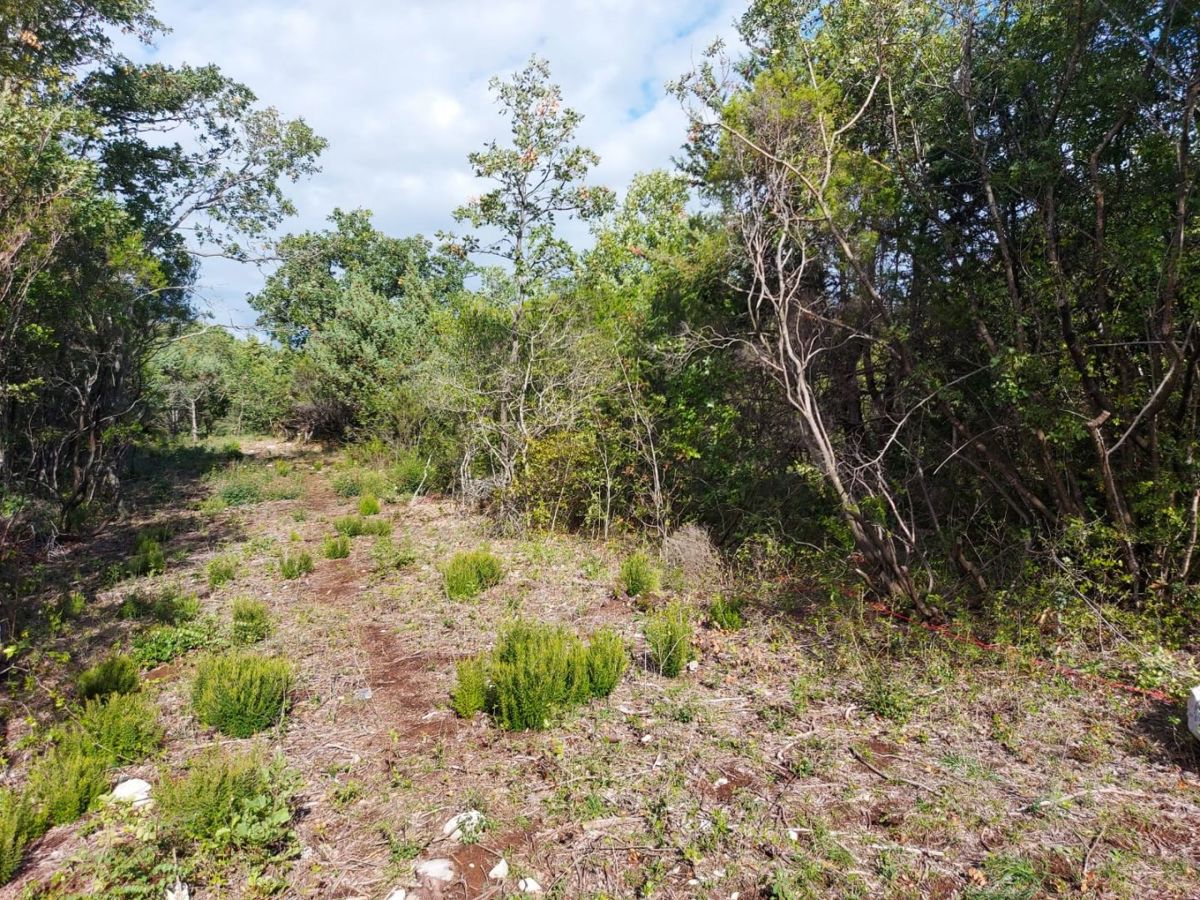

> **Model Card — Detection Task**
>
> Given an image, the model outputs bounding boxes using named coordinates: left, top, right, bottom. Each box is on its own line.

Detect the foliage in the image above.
left=25, top=731, right=110, bottom=827
left=77, top=654, right=139, bottom=700
left=443, top=549, right=504, bottom=600
left=231, top=597, right=272, bottom=644
left=129, top=535, right=167, bottom=578
left=322, top=535, right=351, bottom=559
left=333, top=515, right=390, bottom=538
left=191, top=651, right=293, bottom=737
left=77, top=693, right=164, bottom=765
left=120, top=584, right=200, bottom=624
left=708, top=595, right=745, bottom=631
left=584, top=627, right=628, bottom=697
left=357, top=493, right=381, bottom=516
left=619, top=551, right=661, bottom=597
left=450, top=656, right=489, bottom=718
left=207, top=553, right=239, bottom=588
left=645, top=602, right=692, bottom=677
left=278, top=549, right=314, bottom=579
left=371, top=536, right=417, bottom=572
left=0, top=790, right=34, bottom=885
left=131, top=618, right=220, bottom=667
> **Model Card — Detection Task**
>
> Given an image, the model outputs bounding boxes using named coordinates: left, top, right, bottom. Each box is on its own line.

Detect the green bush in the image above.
left=216, top=467, right=264, bottom=506
left=131, top=618, right=220, bottom=667
left=156, top=749, right=296, bottom=853
left=57, top=590, right=86, bottom=619
left=450, top=656, right=489, bottom=718
left=78, top=654, right=139, bottom=700
left=390, top=448, right=428, bottom=493
left=619, top=551, right=660, bottom=597
left=443, top=549, right=504, bottom=600
left=323, top=535, right=351, bottom=559
left=231, top=598, right=272, bottom=644
left=129, top=534, right=166, bottom=577
left=207, top=554, right=239, bottom=588
left=78, top=693, right=163, bottom=765
left=585, top=628, right=628, bottom=697
left=26, top=731, right=109, bottom=827
left=0, top=790, right=34, bottom=885
left=371, top=536, right=417, bottom=571
left=708, top=594, right=745, bottom=631
left=862, top=669, right=916, bottom=724
left=645, top=601, right=692, bottom=677
left=192, top=652, right=292, bottom=737
left=333, top=515, right=390, bottom=538
left=358, top=493, right=381, bottom=516
left=120, top=584, right=199, bottom=624
left=331, top=469, right=364, bottom=497
left=279, top=550, right=314, bottom=579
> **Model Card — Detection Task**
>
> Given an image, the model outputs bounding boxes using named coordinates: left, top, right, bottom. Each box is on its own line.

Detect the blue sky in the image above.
left=122, top=0, right=746, bottom=331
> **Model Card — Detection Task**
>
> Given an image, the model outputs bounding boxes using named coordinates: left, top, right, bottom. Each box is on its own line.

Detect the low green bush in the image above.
left=120, top=584, right=199, bottom=624
left=231, top=597, right=272, bottom=644
left=131, top=618, right=220, bottom=667
left=323, top=535, right=351, bottom=559
left=57, top=590, right=86, bottom=619
left=78, top=693, right=163, bottom=765
left=156, top=749, right=296, bottom=853
left=77, top=654, right=139, bottom=700
left=390, top=449, right=428, bottom=493
left=279, top=550, right=314, bottom=579
left=129, top=534, right=166, bottom=577
left=192, top=652, right=292, bottom=737
left=645, top=601, right=692, bottom=677
left=0, top=790, right=34, bottom=885
left=333, top=515, right=391, bottom=538
left=371, top=536, right=417, bottom=571
left=217, top=468, right=264, bottom=507
left=450, top=656, right=489, bottom=718
left=358, top=493, right=381, bottom=516
left=26, top=731, right=109, bottom=827
left=585, top=628, right=628, bottom=697
left=619, top=551, right=660, bottom=597
left=443, top=549, right=504, bottom=600
left=708, top=594, right=745, bottom=631
left=862, top=668, right=917, bottom=724
left=207, top=554, right=239, bottom=588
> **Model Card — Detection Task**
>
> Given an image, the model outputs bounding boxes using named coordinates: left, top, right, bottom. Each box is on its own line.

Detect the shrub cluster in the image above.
left=443, top=549, right=504, bottom=600
left=357, top=493, right=381, bottom=516
left=451, top=620, right=627, bottom=730
left=120, top=584, right=199, bottom=624
left=322, top=534, right=351, bottom=559
left=279, top=549, right=314, bottom=579
left=207, top=553, right=240, bottom=588
left=192, top=652, right=293, bottom=737
left=333, top=515, right=390, bottom=538
left=78, top=654, right=140, bottom=700
left=129, top=532, right=167, bottom=577
left=645, top=601, right=692, bottom=677
left=619, top=551, right=661, bottom=597
left=131, top=618, right=220, bottom=667
left=231, top=597, right=272, bottom=644
left=708, top=594, right=745, bottom=631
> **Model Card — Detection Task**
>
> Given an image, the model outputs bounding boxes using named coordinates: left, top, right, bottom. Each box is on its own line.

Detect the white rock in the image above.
left=686, top=660, right=699, bottom=672
left=488, top=858, right=509, bottom=880
left=111, top=778, right=152, bottom=808
left=384, top=890, right=407, bottom=900
left=787, top=828, right=801, bottom=842
left=517, top=877, right=543, bottom=894
left=415, top=858, right=455, bottom=882
left=165, top=880, right=189, bottom=900
left=640, top=733, right=653, bottom=744
left=441, top=809, right=485, bottom=841
left=1188, top=686, right=1200, bottom=740
left=712, top=777, right=729, bottom=790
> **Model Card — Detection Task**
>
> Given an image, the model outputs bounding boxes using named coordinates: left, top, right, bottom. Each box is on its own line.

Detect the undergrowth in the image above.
left=443, top=549, right=504, bottom=600
left=192, top=652, right=293, bottom=737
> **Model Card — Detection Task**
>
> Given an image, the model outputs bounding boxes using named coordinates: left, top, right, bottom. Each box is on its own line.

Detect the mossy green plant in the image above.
left=231, top=597, right=272, bottom=644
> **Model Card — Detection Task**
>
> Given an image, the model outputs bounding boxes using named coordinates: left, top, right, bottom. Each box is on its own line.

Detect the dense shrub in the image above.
left=451, top=620, right=627, bottom=730
left=131, top=618, right=220, bottom=666
left=390, top=448, right=428, bottom=493
left=231, top=598, right=272, bottom=644
left=0, top=790, right=34, bottom=885
left=323, top=535, right=351, bottom=559
left=26, top=731, right=109, bottom=827
left=645, top=601, right=692, bottom=677
left=371, top=536, right=417, bottom=571
left=333, top=515, right=390, bottom=537
left=708, top=594, right=744, bottom=631
left=192, top=652, right=293, bottom=737
left=619, top=551, right=660, bottom=597
left=207, top=554, right=240, bottom=588
left=279, top=550, right=314, bottom=579
left=358, top=493, right=381, bottom=516
left=77, top=654, right=139, bottom=700
left=78, top=693, right=163, bottom=765
left=443, top=549, right=504, bottom=600
left=156, top=749, right=296, bottom=853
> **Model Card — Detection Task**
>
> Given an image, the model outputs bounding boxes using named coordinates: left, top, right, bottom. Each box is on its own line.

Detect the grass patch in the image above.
left=231, top=597, right=272, bottom=644
left=708, top=594, right=744, bottom=631
left=0, top=790, right=34, bottom=885
left=358, top=493, right=381, bottom=516
left=77, top=654, right=139, bottom=700
left=207, top=553, right=240, bottom=588
left=192, top=651, right=293, bottom=737
left=443, top=549, right=504, bottom=600
left=371, top=536, right=416, bottom=572
left=333, top=515, right=390, bottom=538
left=128, top=532, right=167, bottom=577
left=645, top=601, right=692, bottom=677
left=323, top=535, right=351, bottom=559
left=279, top=549, right=314, bottom=579
left=119, top=584, right=199, bottom=624
left=131, top=618, right=220, bottom=667
left=619, top=550, right=660, bottom=597
left=26, top=732, right=109, bottom=827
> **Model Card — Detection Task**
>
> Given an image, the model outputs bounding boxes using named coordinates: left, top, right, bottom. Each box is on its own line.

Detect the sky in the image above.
left=121, top=0, right=747, bottom=331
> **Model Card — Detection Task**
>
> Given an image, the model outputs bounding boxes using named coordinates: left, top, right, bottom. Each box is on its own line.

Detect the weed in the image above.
left=358, top=493, right=381, bottom=516
left=207, top=554, right=240, bottom=588
left=443, top=549, right=504, bottom=600
left=57, top=590, right=86, bottom=619
left=77, top=654, right=139, bottom=700
left=131, top=618, right=220, bottom=667
left=708, top=594, right=744, bottom=631
left=279, top=549, right=314, bottom=579
left=129, top=534, right=166, bottom=577
left=450, top=655, right=489, bottom=718
left=645, top=601, right=692, bottom=677
left=323, top=535, right=351, bottom=559
left=192, top=651, right=292, bottom=737
left=120, top=584, right=199, bottom=624
left=619, top=550, right=661, bottom=597
left=77, top=692, right=163, bottom=765
left=231, top=597, right=272, bottom=644
left=862, top=668, right=917, bottom=724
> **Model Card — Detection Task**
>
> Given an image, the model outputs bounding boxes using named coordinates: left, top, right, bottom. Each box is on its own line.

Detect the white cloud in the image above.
left=123, top=0, right=747, bottom=329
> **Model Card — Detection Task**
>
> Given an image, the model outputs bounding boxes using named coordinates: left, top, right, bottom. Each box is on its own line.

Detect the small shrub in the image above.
left=708, top=594, right=744, bottom=631
left=862, top=669, right=916, bottom=724
left=450, top=656, right=489, bottom=718
left=78, top=654, right=139, bottom=700
left=57, top=590, right=86, bottom=619
left=231, top=598, right=272, bottom=644
left=490, top=620, right=591, bottom=730
left=192, top=652, right=293, bottom=737
left=323, top=535, right=351, bottom=559
left=331, top=470, right=363, bottom=497
left=131, top=618, right=220, bottom=667
left=0, top=790, right=34, bottom=885
left=333, top=515, right=390, bottom=538
left=443, top=549, right=504, bottom=600
left=585, top=628, right=627, bottom=697
left=207, top=554, right=239, bottom=588
left=156, top=749, right=296, bottom=853
left=279, top=550, right=314, bottom=579
left=358, top=493, right=381, bottom=516
left=120, top=584, right=199, bottom=624
left=371, top=536, right=416, bottom=571
left=129, top=534, right=166, bottom=577
left=26, top=732, right=108, bottom=827
left=619, top=551, right=660, bottom=597
left=390, top=448, right=428, bottom=493
left=645, top=601, right=692, bottom=677
left=78, top=693, right=163, bottom=765
left=217, top=468, right=263, bottom=506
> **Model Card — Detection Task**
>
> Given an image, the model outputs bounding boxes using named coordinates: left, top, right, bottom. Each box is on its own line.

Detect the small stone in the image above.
left=384, top=890, right=407, bottom=900
left=712, top=776, right=728, bottom=790
left=415, top=858, right=455, bottom=882
left=111, top=778, right=152, bottom=808
left=640, top=733, right=652, bottom=744
left=488, top=858, right=509, bottom=880
left=517, top=877, right=542, bottom=894
left=1188, top=686, right=1200, bottom=741
left=686, top=660, right=699, bottom=672
left=442, top=810, right=485, bottom=841
left=354, top=687, right=373, bottom=701
left=787, top=828, right=801, bottom=842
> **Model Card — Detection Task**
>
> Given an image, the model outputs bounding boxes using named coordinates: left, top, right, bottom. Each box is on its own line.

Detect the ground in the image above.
left=2, top=440, right=1198, bottom=899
